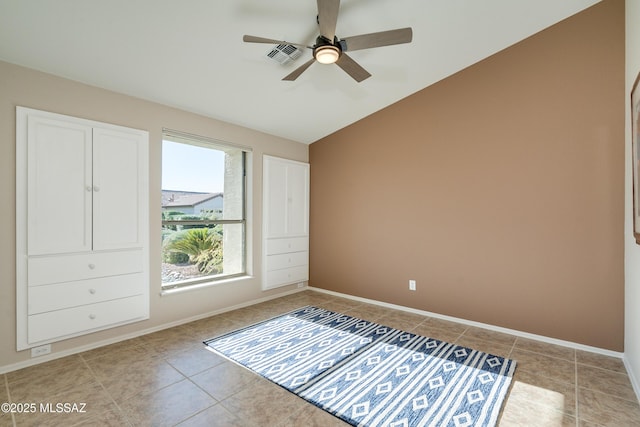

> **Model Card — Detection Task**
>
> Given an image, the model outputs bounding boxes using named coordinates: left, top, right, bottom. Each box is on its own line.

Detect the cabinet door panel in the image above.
left=286, top=162, right=310, bottom=236
left=27, top=116, right=92, bottom=255
left=264, top=157, right=288, bottom=238
left=263, top=156, right=309, bottom=238
left=92, top=128, right=147, bottom=250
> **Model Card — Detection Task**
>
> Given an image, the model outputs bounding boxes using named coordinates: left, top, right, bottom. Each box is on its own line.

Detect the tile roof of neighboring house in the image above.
left=162, top=190, right=222, bottom=208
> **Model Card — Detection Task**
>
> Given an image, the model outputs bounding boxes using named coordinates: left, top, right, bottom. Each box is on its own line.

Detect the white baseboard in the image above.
left=623, top=356, right=640, bottom=404
left=0, top=287, right=307, bottom=375
left=308, top=286, right=625, bottom=359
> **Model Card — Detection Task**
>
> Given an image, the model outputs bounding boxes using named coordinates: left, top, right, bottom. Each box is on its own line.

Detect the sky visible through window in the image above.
left=162, top=141, right=225, bottom=193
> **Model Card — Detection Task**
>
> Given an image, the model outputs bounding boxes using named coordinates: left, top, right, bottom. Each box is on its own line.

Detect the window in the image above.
left=161, top=129, right=249, bottom=291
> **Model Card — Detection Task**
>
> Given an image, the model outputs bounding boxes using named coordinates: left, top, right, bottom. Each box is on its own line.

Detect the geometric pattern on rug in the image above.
left=204, top=306, right=516, bottom=427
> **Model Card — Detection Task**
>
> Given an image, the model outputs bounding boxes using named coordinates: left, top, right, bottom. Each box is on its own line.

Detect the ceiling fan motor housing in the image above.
left=313, top=36, right=345, bottom=64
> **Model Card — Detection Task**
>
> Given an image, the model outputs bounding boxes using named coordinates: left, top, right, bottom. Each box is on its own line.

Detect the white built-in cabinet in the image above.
left=262, top=155, right=310, bottom=290
left=16, top=107, right=149, bottom=350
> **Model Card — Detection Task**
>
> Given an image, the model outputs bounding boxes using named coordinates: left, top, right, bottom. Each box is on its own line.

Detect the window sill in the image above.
left=160, top=274, right=253, bottom=296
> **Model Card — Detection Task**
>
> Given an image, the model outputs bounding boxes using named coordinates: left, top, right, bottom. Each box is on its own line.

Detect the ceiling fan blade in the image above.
left=341, top=27, right=413, bottom=52
left=282, top=58, right=316, bottom=81
left=335, top=53, right=371, bottom=82
left=317, top=0, right=340, bottom=41
left=243, top=35, right=310, bottom=49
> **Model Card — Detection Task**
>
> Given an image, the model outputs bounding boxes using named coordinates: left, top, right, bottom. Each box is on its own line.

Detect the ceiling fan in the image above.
left=243, top=0, right=413, bottom=82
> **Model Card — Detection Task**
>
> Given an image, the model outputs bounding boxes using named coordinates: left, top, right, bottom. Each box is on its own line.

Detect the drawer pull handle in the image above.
left=89, top=314, right=96, bottom=320
left=86, top=185, right=92, bottom=192
left=88, top=263, right=96, bottom=270
left=93, top=185, right=100, bottom=192
left=89, top=289, right=96, bottom=294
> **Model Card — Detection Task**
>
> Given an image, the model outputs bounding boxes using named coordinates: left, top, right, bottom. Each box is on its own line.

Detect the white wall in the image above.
left=0, top=60, right=308, bottom=372
left=625, top=0, right=640, bottom=399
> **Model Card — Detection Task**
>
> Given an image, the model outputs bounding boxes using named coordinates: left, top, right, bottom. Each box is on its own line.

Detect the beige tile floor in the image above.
left=1, top=290, right=639, bottom=426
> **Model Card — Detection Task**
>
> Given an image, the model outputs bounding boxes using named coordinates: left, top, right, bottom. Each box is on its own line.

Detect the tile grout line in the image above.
left=507, top=336, right=518, bottom=359
left=175, top=374, right=226, bottom=426
left=78, top=353, right=134, bottom=427
left=2, top=374, right=16, bottom=427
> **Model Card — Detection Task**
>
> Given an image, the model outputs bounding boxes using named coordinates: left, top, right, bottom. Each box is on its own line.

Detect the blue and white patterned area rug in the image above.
left=204, top=306, right=516, bottom=427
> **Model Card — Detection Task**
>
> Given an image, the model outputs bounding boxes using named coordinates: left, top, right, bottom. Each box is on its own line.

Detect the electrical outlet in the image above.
left=31, top=344, right=51, bottom=357
left=409, top=280, right=416, bottom=291
left=297, top=282, right=305, bottom=289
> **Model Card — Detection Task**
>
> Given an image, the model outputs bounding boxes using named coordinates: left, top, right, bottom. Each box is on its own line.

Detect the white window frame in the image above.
left=161, top=128, right=251, bottom=292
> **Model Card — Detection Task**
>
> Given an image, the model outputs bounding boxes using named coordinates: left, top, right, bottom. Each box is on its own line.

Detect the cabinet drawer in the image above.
left=265, top=265, right=308, bottom=289
left=28, top=250, right=143, bottom=286
left=28, top=273, right=145, bottom=315
left=266, top=251, right=308, bottom=272
left=28, top=294, right=148, bottom=344
left=266, top=237, right=308, bottom=255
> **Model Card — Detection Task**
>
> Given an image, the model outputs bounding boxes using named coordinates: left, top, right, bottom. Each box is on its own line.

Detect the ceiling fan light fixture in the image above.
left=314, top=45, right=340, bottom=64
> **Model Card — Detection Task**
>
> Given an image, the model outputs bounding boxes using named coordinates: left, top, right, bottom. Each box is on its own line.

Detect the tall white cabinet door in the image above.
left=263, top=156, right=310, bottom=238
left=286, top=162, right=310, bottom=237
left=92, top=128, right=147, bottom=250
left=27, top=116, right=93, bottom=255
left=264, top=158, right=288, bottom=238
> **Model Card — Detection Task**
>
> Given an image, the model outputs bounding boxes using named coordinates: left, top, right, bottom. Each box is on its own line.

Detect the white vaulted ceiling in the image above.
left=0, top=0, right=600, bottom=144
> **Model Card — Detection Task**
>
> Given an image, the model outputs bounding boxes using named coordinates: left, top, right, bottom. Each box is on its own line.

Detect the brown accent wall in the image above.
left=309, top=0, right=625, bottom=351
